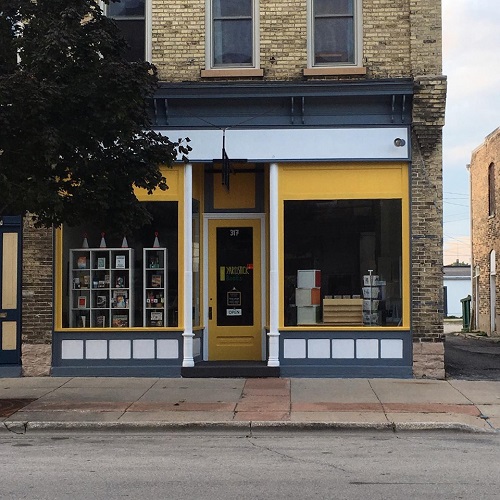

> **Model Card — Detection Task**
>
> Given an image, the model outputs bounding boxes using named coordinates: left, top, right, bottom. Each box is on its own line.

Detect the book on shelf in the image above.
left=146, top=292, right=163, bottom=308
left=96, top=295, right=107, bottom=308
left=112, top=290, right=128, bottom=308
left=77, top=255, right=87, bottom=269
left=82, top=275, right=90, bottom=288
left=149, top=255, right=161, bottom=268
left=151, top=274, right=162, bottom=288
left=112, top=315, right=128, bottom=327
left=150, top=311, right=163, bottom=326
left=115, top=255, right=126, bottom=269
left=97, top=257, right=106, bottom=269
left=78, top=296, right=87, bottom=308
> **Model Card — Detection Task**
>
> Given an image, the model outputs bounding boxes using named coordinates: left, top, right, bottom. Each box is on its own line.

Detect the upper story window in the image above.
left=207, top=0, right=258, bottom=68
left=308, top=0, right=362, bottom=67
left=489, top=162, right=496, bottom=216
left=106, top=0, right=149, bottom=62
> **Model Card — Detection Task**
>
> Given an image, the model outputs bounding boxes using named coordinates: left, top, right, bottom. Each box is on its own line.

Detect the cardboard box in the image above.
left=297, top=270, right=321, bottom=288
left=295, top=287, right=321, bottom=306
left=297, top=305, right=321, bottom=325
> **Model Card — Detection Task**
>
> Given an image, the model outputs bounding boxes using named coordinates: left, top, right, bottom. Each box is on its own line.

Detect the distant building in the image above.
left=470, top=127, right=500, bottom=335
left=443, top=263, right=471, bottom=317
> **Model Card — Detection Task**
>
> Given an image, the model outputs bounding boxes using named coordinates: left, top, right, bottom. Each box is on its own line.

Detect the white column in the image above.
left=182, top=163, right=194, bottom=367
left=268, top=162, right=280, bottom=367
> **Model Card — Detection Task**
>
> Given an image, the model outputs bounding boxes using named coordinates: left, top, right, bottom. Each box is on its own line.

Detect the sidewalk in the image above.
left=1, top=377, right=499, bottom=434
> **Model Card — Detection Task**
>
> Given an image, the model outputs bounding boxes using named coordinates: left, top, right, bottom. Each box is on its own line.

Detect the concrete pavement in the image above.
left=1, top=377, right=500, bottom=433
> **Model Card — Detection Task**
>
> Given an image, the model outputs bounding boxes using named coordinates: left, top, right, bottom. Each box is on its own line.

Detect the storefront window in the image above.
left=284, top=199, right=402, bottom=327
left=62, top=202, right=178, bottom=328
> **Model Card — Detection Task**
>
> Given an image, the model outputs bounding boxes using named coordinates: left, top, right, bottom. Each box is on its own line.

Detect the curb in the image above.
left=2, top=420, right=496, bottom=434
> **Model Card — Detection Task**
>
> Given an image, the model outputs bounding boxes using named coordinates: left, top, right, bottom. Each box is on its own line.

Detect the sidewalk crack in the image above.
left=367, top=380, right=394, bottom=431
left=119, top=378, right=160, bottom=419
left=446, top=381, right=497, bottom=431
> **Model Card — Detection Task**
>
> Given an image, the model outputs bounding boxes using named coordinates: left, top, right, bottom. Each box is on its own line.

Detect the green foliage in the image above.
left=0, top=0, right=190, bottom=233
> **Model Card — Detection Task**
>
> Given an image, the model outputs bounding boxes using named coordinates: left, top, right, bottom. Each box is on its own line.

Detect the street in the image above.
left=1, top=431, right=500, bottom=499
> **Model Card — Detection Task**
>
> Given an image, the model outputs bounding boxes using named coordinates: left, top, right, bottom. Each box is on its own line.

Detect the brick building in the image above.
left=1, top=0, right=446, bottom=378
left=470, top=128, right=500, bottom=336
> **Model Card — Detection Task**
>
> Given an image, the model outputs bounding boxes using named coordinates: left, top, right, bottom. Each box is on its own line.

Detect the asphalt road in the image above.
left=1, top=431, right=500, bottom=499
left=445, top=334, right=500, bottom=380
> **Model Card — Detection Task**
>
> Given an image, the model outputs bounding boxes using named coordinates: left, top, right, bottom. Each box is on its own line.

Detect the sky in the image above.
left=442, top=0, right=500, bottom=265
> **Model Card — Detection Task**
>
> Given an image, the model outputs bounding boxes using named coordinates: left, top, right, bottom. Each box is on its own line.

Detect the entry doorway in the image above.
left=206, top=218, right=264, bottom=361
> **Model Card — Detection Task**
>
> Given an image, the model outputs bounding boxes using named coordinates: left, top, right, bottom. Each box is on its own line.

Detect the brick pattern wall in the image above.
left=470, top=128, right=500, bottom=336
left=21, top=217, right=53, bottom=376
left=410, top=76, right=447, bottom=377
left=152, top=0, right=432, bottom=82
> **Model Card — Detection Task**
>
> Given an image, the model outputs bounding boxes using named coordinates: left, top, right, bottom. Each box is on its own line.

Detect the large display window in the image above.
left=284, top=199, right=402, bottom=327
left=61, top=202, right=179, bottom=329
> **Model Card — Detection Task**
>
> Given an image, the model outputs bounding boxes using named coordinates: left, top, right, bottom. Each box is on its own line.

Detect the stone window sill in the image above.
left=201, top=68, right=264, bottom=78
left=303, top=67, right=367, bottom=76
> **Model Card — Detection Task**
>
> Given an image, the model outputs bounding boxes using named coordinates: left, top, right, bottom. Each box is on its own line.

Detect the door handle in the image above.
left=209, top=307, right=212, bottom=320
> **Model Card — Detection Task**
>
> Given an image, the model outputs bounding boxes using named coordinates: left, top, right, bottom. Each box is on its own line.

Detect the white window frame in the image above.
left=101, top=0, right=152, bottom=62
left=307, top=0, right=363, bottom=68
left=205, top=0, right=260, bottom=70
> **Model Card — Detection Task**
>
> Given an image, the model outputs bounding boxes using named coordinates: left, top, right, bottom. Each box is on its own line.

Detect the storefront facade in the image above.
left=2, top=0, right=446, bottom=378
left=49, top=81, right=415, bottom=377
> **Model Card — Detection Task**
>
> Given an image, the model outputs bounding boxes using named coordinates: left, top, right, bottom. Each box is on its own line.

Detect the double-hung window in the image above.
left=208, top=0, right=258, bottom=68
left=106, top=0, right=149, bottom=62
left=308, top=0, right=361, bottom=68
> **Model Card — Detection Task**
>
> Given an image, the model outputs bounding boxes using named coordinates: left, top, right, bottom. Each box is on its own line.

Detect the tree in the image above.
left=0, top=0, right=189, bottom=233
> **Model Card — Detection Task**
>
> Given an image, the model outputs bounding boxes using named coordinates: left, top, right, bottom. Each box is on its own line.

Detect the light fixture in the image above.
left=394, top=138, right=406, bottom=147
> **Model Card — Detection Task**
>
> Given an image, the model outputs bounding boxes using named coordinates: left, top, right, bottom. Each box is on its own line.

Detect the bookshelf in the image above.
left=143, top=248, right=168, bottom=327
left=69, top=248, right=134, bottom=328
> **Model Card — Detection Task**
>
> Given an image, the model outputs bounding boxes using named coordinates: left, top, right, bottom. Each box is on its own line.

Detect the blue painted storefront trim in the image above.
left=0, top=366, right=22, bottom=377
left=52, top=330, right=185, bottom=378
left=279, top=329, right=413, bottom=378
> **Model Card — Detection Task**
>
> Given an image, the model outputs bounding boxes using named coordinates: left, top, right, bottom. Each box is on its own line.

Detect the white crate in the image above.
left=297, top=305, right=321, bottom=325
left=295, top=287, right=321, bottom=306
left=297, top=270, right=321, bottom=288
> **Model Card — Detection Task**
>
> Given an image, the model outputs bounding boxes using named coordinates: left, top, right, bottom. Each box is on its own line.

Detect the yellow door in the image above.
left=208, top=219, right=262, bottom=360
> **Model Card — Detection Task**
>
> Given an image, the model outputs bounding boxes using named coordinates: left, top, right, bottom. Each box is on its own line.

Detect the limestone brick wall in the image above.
left=470, top=128, right=500, bottom=336
left=151, top=0, right=442, bottom=82
left=21, top=218, right=53, bottom=376
left=411, top=76, right=447, bottom=378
